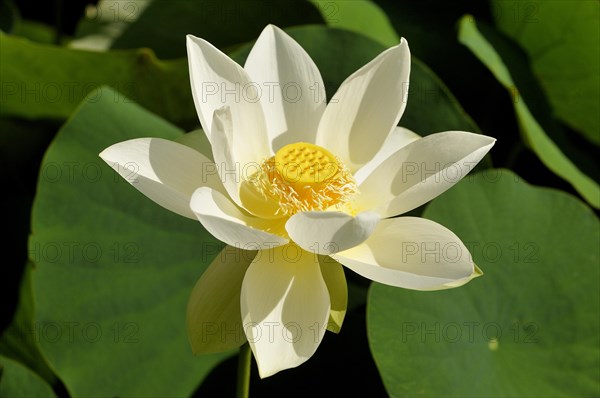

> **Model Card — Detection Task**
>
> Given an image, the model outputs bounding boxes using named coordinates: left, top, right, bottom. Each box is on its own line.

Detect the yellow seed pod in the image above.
left=274, top=142, right=339, bottom=184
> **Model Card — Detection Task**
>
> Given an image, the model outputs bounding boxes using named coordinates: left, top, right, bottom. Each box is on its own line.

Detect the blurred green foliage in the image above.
left=369, top=170, right=600, bottom=396
left=1, top=0, right=598, bottom=397
left=458, top=16, right=599, bottom=207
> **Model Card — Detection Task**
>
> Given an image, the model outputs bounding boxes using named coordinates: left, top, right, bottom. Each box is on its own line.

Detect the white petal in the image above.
left=316, top=39, right=410, bottom=171
left=99, top=138, right=224, bottom=219
left=210, top=107, right=241, bottom=205
left=332, top=217, right=474, bottom=290
left=210, top=107, right=285, bottom=218
left=190, top=187, right=288, bottom=249
left=186, top=34, right=270, bottom=161
left=356, top=131, right=496, bottom=217
left=353, top=126, right=420, bottom=184
left=187, top=245, right=256, bottom=354
left=435, top=264, right=483, bottom=290
left=318, top=256, right=348, bottom=333
left=241, top=245, right=330, bottom=378
left=245, top=25, right=326, bottom=151
left=286, top=211, right=380, bottom=254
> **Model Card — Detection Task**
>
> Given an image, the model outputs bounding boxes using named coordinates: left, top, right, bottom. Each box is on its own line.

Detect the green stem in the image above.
left=236, top=343, right=252, bottom=398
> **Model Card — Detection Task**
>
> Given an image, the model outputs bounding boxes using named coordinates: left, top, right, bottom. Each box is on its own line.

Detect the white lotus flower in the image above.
left=100, top=25, right=495, bottom=378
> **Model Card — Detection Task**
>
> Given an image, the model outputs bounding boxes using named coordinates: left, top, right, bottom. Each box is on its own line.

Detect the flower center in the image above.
left=245, top=142, right=357, bottom=217
left=274, top=142, right=338, bottom=184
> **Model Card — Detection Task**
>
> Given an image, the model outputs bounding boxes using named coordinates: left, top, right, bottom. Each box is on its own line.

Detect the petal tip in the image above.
left=98, top=148, right=108, bottom=160
left=186, top=34, right=213, bottom=51
left=186, top=34, right=201, bottom=46
left=97, top=141, right=123, bottom=163
left=395, top=37, right=410, bottom=53
left=257, top=24, right=279, bottom=42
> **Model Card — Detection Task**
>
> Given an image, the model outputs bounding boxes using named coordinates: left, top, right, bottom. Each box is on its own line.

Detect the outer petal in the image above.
left=353, top=126, right=420, bottom=184
left=190, top=187, right=288, bottom=249
left=286, top=211, right=380, bottom=254
left=332, top=217, right=474, bottom=291
left=355, top=131, right=496, bottom=217
left=436, top=264, right=483, bottom=290
left=316, top=39, right=410, bottom=171
left=241, top=245, right=330, bottom=378
left=319, top=255, right=348, bottom=334
left=244, top=25, right=326, bottom=152
left=99, top=138, right=224, bottom=219
left=187, top=246, right=257, bottom=354
left=186, top=34, right=270, bottom=160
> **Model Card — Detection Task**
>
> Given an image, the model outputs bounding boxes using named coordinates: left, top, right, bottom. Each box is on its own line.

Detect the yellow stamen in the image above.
left=247, top=142, right=357, bottom=217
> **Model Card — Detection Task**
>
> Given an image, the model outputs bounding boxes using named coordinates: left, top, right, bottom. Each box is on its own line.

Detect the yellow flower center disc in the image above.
left=242, top=141, right=357, bottom=217
left=274, top=142, right=339, bottom=184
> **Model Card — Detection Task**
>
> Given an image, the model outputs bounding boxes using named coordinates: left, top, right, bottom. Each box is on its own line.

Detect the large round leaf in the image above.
left=0, top=33, right=195, bottom=127
left=492, top=0, right=600, bottom=145
left=310, top=0, right=399, bottom=47
left=368, top=169, right=599, bottom=397
left=0, top=355, right=56, bottom=398
left=0, top=263, right=58, bottom=388
left=29, top=87, right=228, bottom=397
